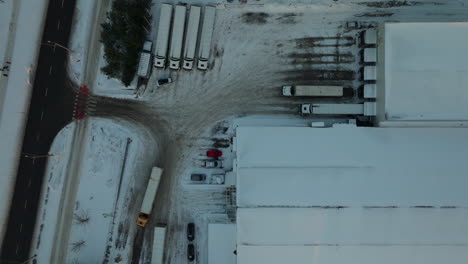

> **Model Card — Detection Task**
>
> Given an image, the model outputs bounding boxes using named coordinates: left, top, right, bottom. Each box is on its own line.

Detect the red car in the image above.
left=206, top=149, right=222, bottom=158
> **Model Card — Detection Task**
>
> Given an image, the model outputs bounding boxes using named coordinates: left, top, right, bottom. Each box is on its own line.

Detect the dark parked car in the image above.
left=157, top=77, right=172, bottom=86
left=187, top=223, right=195, bottom=241
left=191, top=174, right=206, bottom=182
left=187, top=244, right=195, bottom=261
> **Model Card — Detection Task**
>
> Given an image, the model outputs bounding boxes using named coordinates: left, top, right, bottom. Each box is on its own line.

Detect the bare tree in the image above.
left=73, top=209, right=90, bottom=225
left=71, top=240, right=85, bottom=252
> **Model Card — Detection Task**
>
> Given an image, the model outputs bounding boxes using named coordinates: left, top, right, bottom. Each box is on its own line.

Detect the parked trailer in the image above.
left=154, top=4, right=173, bottom=68
left=137, top=167, right=163, bottom=227
left=301, top=103, right=376, bottom=116
left=137, top=41, right=153, bottom=78
left=282, top=85, right=353, bottom=97
left=182, top=6, right=201, bottom=70
left=169, top=5, right=187, bottom=70
left=197, top=6, right=216, bottom=70
left=152, top=225, right=167, bottom=264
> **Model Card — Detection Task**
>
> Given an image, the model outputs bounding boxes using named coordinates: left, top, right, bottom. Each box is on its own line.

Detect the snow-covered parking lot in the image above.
left=30, top=0, right=468, bottom=263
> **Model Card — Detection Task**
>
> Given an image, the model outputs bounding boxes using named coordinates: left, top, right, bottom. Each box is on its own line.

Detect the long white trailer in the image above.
left=152, top=225, right=167, bottom=264
left=137, top=167, right=163, bottom=227
left=154, top=4, right=173, bottom=68
left=197, top=6, right=216, bottom=70
left=182, top=6, right=201, bottom=70
left=282, top=85, right=352, bottom=97
left=301, top=103, right=376, bottom=116
left=137, top=41, right=153, bottom=78
left=169, top=5, right=187, bottom=70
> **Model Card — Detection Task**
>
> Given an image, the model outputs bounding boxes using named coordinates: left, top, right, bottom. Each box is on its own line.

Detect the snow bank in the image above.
left=0, top=0, right=48, bottom=248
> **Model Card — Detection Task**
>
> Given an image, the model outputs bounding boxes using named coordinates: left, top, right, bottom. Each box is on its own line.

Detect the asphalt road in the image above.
left=0, top=0, right=77, bottom=262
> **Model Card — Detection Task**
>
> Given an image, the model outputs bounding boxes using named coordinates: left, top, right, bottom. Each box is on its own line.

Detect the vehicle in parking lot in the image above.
left=206, top=149, right=222, bottom=158
left=203, top=160, right=222, bottom=168
left=187, top=223, right=195, bottom=241
left=211, top=174, right=225, bottom=184
left=187, top=244, right=195, bottom=261
left=157, top=78, right=172, bottom=86
left=190, top=174, right=206, bottom=182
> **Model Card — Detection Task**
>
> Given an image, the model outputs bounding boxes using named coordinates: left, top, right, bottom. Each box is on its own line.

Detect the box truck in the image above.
left=182, top=6, right=201, bottom=70
left=300, top=102, right=376, bottom=116
left=197, top=6, right=216, bottom=70
left=152, top=225, right=167, bottom=264
left=137, top=167, right=163, bottom=227
left=154, top=4, right=173, bottom=68
left=282, top=85, right=353, bottom=97
left=169, top=5, right=187, bottom=70
left=137, top=41, right=153, bottom=78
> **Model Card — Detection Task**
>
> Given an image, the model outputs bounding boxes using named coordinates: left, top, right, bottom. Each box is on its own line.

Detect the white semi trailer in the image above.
left=151, top=225, right=167, bottom=264
left=137, top=167, right=163, bottom=227
left=301, top=103, right=376, bottom=116
left=169, top=5, right=187, bottom=70
left=282, top=85, right=353, bottom=97
left=154, top=4, right=173, bottom=68
left=197, top=6, right=216, bottom=70
left=182, top=6, right=201, bottom=70
left=137, top=41, right=153, bottom=78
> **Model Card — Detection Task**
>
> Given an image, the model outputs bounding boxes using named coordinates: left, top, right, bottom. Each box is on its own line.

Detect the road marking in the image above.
left=57, top=20, right=61, bottom=30
left=41, top=111, right=44, bottom=120
left=19, top=224, right=23, bottom=233
left=16, top=242, right=20, bottom=256
left=24, top=200, right=28, bottom=209
left=49, top=65, right=53, bottom=75
left=45, top=87, right=49, bottom=96
left=36, top=133, right=40, bottom=142
left=27, top=178, right=32, bottom=188
left=61, top=0, right=65, bottom=8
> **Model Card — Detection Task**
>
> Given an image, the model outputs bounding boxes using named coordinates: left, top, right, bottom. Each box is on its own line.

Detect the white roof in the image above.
left=237, top=208, right=468, bottom=245
left=236, top=126, right=468, bottom=207
left=235, top=126, right=468, bottom=264
left=208, top=224, right=236, bottom=264
left=384, top=22, right=468, bottom=121
left=237, top=245, right=468, bottom=264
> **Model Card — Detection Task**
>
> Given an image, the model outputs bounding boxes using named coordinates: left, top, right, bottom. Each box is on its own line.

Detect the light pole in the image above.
left=23, top=153, right=54, bottom=159
left=43, top=41, right=80, bottom=63
left=47, top=40, right=73, bottom=53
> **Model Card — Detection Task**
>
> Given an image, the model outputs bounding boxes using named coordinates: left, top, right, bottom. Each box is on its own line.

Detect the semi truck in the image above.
left=300, top=102, right=376, bottom=116
left=169, top=5, right=187, bottom=70
left=137, top=41, right=153, bottom=78
left=182, top=6, right=201, bottom=70
left=154, top=4, right=173, bottom=68
left=197, top=6, right=216, bottom=70
left=137, top=167, right=163, bottom=227
left=152, top=225, right=167, bottom=264
left=282, top=85, right=353, bottom=97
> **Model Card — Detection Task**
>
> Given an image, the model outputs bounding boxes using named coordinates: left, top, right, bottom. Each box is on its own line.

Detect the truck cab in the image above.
left=301, top=104, right=311, bottom=114
left=154, top=56, right=166, bottom=68
left=282, top=85, right=293, bottom=96
left=137, top=213, right=149, bottom=227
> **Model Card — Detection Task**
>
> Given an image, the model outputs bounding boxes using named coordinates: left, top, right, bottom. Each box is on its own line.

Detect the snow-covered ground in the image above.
left=30, top=0, right=468, bottom=263
left=31, top=118, right=158, bottom=263
left=0, top=0, right=49, bottom=249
